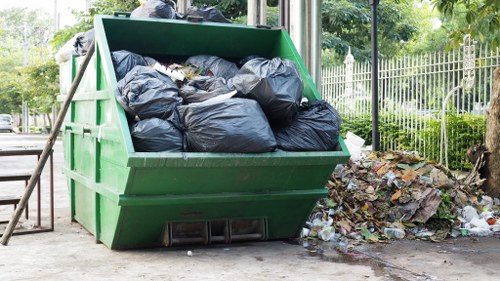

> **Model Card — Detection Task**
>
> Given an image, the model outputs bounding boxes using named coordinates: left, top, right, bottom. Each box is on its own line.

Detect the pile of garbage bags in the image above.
left=302, top=150, right=500, bottom=243
left=112, top=50, right=341, bottom=153
left=55, top=2, right=231, bottom=64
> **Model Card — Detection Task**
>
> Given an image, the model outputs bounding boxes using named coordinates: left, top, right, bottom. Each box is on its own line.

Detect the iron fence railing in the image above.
left=322, top=37, right=499, bottom=168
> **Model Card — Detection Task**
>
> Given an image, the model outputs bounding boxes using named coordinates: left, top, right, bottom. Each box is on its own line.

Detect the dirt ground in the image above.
left=1, top=134, right=500, bottom=281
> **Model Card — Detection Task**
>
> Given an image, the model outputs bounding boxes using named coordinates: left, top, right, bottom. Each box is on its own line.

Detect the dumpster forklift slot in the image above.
left=162, top=218, right=267, bottom=247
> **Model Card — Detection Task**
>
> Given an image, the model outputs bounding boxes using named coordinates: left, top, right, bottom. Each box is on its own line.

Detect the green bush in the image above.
left=341, top=113, right=485, bottom=170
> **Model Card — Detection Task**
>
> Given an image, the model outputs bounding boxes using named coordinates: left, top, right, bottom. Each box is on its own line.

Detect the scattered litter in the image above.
left=303, top=150, right=499, bottom=245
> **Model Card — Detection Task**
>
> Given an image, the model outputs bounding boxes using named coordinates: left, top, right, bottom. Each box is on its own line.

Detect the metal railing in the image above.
left=322, top=37, right=499, bottom=168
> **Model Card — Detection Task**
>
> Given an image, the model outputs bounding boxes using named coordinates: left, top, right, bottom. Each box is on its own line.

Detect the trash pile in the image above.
left=56, top=2, right=231, bottom=64
left=303, top=150, right=500, bottom=243
left=55, top=2, right=342, bottom=154
left=111, top=50, right=340, bottom=153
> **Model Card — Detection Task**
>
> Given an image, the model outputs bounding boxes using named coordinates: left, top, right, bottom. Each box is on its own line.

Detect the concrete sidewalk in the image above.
left=1, top=134, right=500, bottom=281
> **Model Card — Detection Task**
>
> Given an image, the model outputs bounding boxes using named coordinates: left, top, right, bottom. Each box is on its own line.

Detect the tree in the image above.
left=433, top=0, right=500, bottom=48
left=0, top=8, right=55, bottom=116
left=485, top=68, right=500, bottom=197
left=51, top=0, right=139, bottom=50
left=321, top=0, right=418, bottom=64
left=19, top=60, right=60, bottom=126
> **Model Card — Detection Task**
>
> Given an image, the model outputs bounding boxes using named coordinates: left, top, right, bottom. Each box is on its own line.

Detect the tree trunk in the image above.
left=485, top=68, right=500, bottom=197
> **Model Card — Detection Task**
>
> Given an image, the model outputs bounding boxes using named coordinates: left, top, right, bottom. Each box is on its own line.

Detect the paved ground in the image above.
left=0, top=133, right=499, bottom=281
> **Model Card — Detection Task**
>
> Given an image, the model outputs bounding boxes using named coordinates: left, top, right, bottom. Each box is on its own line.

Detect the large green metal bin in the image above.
left=60, top=15, right=350, bottom=249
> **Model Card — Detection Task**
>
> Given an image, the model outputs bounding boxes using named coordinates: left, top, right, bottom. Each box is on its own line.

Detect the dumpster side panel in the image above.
left=73, top=181, right=97, bottom=234
left=98, top=195, right=122, bottom=246
left=109, top=190, right=324, bottom=249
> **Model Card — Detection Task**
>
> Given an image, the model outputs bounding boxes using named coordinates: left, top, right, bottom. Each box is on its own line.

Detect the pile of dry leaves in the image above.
left=303, top=151, right=498, bottom=243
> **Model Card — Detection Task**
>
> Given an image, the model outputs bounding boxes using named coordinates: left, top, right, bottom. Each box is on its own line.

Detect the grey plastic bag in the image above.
left=131, top=0, right=176, bottom=19
left=178, top=97, right=276, bottom=153
left=229, top=57, right=303, bottom=125
left=184, top=6, right=231, bottom=23
left=185, top=55, right=239, bottom=80
left=179, top=76, right=232, bottom=103
left=273, top=100, right=341, bottom=151
left=131, top=118, right=183, bottom=152
left=74, top=29, right=94, bottom=57
left=111, top=50, right=157, bottom=81
left=116, top=65, right=182, bottom=120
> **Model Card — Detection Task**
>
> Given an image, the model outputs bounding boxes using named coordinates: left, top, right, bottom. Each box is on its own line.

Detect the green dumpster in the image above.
left=60, top=15, right=350, bottom=249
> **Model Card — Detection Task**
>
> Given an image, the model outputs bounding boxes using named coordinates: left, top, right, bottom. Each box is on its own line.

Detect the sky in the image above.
left=1, top=0, right=88, bottom=28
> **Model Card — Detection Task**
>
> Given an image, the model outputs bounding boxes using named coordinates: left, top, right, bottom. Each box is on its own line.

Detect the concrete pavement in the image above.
left=0, top=133, right=499, bottom=281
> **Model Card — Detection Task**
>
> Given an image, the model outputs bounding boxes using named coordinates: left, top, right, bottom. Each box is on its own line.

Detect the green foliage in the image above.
left=433, top=0, right=500, bottom=49
left=341, top=113, right=485, bottom=170
left=50, top=0, right=139, bottom=50
left=321, top=0, right=418, bottom=64
left=0, top=71, right=23, bottom=114
left=0, top=7, right=55, bottom=117
left=20, top=60, right=60, bottom=115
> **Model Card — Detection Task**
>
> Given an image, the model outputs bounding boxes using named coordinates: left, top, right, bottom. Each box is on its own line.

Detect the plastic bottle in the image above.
left=383, top=227, right=405, bottom=239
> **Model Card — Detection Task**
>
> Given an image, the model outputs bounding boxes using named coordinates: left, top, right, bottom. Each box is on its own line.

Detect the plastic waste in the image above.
left=272, top=100, right=341, bottom=151
left=130, top=118, right=183, bottom=152
left=115, top=65, right=182, bottom=120
left=112, top=50, right=157, bottom=81
left=462, top=206, right=480, bottom=222
left=184, top=6, right=231, bottom=23
left=177, top=97, right=276, bottom=153
left=185, top=55, right=239, bottom=80
left=55, top=32, right=83, bottom=64
left=318, top=226, right=336, bottom=242
left=344, top=131, right=365, bottom=161
left=74, top=29, right=95, bottom=57
left=131, top=0, right=176, bottom=19
left=229, top=57, right=303, bottom=124
left=415, top=230, right=435, bottom=238
left=383, top=227, right=405, bottom=239
left=469, top=227, right=492, bottom=237
left=470, top=217, right=490, bottom=229
left=301, top=228, right=310, bottom=238
left=154, top=63, right=186, bottom=82
left=180, top=76, right=233, bottom=103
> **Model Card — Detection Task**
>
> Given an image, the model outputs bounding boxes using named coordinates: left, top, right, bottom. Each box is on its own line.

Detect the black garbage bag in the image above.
left=74, top=29, right=94, bottom=57
left=116, top=65, right=182, bottom=120
left=130, top=118, right=183, bottom=152
left=112, top=50, right=157, bottom=81
left=179, top=76, right=233, bottom=103
left=272, top=100, right=341, bottom=151
left=184, top=6, right=231, bottom=23
left=131, top=0, right=176, bottom=19
left=229, top=57, right=303, bottom=125
left=185, top=55, right=239, bottom=80
left=178, top=98, right=276, bottom=153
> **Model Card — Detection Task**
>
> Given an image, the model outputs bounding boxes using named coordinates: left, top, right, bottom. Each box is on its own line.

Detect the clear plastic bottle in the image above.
left=383, top=227, right=405, bottom=239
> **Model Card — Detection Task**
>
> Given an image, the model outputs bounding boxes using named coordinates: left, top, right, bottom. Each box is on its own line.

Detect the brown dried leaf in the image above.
left=391, top=190, right=402, bottom=201
left=401, top=169, right=418, bottom=181
left=361, top=202, right=369, bottom=212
